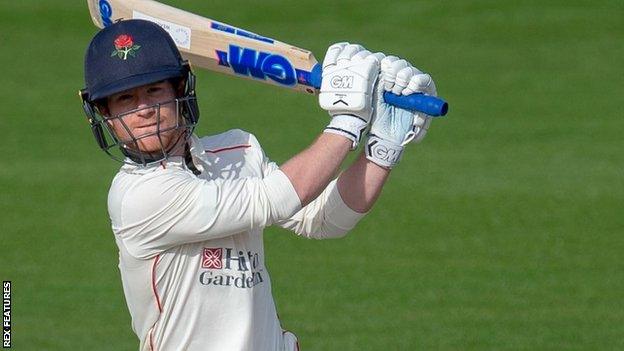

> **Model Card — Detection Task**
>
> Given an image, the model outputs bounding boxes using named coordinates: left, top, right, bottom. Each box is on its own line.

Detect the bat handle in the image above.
left=310, top=64, right=448, bottom=116
left=382, top=91, right=448, bottom=117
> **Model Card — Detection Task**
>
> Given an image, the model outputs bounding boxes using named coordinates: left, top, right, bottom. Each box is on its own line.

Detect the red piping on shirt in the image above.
left=149, top=328, right=155, bottom=351
left=149, top=254, right=162, bottom=351
left=152, top=254, right=162, bottom=312
left=205, top=144, right=251, bottom=153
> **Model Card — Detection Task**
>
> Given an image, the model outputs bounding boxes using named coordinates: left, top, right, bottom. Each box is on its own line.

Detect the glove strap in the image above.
left=324, top=114, right=367, bottom=150
left=365, top=135, right=404, bottom=168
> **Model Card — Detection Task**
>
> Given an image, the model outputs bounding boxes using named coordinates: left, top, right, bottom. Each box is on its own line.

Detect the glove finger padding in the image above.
left=406, top=73, right=436, bottom=144
left=366, top=52, right=386, bottom=64
left=352, top=49, right=373, bottom=61
left=322, top=42, right=349, bottom=69
left=381, top=56, right=408, bottom=91
left=404, top=73, right=437, bottom=96
left=337, top=44, right=366, bottom=62
left=392, top=66, right=420, bottom=95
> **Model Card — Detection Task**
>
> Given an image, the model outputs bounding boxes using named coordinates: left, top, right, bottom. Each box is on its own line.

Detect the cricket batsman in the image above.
left=80, top=19, right=438, bottom=350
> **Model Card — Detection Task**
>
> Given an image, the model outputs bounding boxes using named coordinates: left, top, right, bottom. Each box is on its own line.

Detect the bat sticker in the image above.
left=210, top=22, right=275, bottom=44
left=133, top=11, right=192, bottom=49
left=98, top=0, right=114, bottom=26
left=216, top=44, right=299, bottom=86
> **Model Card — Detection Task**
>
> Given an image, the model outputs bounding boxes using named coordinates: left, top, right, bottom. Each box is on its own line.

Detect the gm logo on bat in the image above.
left=216, top=44, right=298, bottom=86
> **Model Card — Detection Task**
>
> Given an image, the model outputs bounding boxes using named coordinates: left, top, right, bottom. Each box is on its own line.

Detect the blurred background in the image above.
left=0, top=0, right=622, bottom=349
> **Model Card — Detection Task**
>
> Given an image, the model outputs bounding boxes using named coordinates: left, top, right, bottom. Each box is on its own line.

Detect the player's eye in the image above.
left=147, top=81, right=168, bottom=94
left=147, top=86, right=163, bottom=94
left=115, top=94, right=134, bottom=103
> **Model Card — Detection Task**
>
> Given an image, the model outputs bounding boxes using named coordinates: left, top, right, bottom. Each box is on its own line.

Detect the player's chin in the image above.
left=134, top=131, right=181, bottom=153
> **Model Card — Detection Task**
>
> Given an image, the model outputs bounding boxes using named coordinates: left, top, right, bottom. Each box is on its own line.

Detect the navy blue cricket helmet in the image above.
left=80, top=19, right=200, bottom=165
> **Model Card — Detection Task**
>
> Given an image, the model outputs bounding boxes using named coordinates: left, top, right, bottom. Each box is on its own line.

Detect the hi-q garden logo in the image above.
left=200, top=248, right=264, bottom=289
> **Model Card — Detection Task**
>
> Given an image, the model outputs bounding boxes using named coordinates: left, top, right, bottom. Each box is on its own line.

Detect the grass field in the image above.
left=1, top=1, right=623, bottom=350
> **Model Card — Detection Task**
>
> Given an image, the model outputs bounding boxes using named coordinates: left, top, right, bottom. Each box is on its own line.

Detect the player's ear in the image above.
left=96, top=100, right=110, bottom=117
left=175, top=78, right=186, bottom=97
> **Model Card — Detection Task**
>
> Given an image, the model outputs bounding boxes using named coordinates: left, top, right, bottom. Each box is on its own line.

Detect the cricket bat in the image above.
left=86, top=0, right=448, bottom=116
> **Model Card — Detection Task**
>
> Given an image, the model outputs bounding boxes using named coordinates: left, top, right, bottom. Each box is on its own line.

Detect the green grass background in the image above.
left=1, top=0, right=622, bottom=349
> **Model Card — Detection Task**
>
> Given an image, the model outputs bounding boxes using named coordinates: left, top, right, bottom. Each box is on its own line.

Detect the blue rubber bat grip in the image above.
left=382, top=92, right=448, bottom=117
left=309, top=63, right=448, bottom=117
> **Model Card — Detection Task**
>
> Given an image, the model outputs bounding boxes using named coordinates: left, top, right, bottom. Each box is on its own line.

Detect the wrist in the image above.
left=324, top=114, right=368, bottom=150
left=365, top=135, right=404, bottom=168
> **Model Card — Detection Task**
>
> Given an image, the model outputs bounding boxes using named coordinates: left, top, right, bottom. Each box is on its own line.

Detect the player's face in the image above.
left=105, top=80, right=183, bottom=154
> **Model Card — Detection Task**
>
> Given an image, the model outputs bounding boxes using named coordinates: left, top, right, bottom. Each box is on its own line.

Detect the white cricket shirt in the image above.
left=107, top=130, right=365, bottom=351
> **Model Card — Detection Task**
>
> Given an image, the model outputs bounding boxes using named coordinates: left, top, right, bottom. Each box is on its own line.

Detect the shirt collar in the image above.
left=119, top=135, right=199, bottom=174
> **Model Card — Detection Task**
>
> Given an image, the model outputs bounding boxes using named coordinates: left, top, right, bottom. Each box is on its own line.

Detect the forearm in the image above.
left=337, top=54, right=439, bottom=212
left=281, top=133, right=351, bottom=207
left=276, top=179, right=366, bottom=239
left=337, top=152, right=391, bottom=213
left=281, top=43, right=383, bottom=208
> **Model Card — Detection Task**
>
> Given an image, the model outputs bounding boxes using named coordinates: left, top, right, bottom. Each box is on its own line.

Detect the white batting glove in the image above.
left=320, top=42, right=384, bottom=149
left=365, top=56, right=437, bottom=168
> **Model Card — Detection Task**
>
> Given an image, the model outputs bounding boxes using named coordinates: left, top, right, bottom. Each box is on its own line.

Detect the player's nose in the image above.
left=136, top=105, right=156, bottom=118
left=135, top=96, right=157, bottom=119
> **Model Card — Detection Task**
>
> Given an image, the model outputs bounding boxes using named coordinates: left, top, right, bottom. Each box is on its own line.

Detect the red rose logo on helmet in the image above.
left=111, top=34, right=141, bottom=60
left=114, top=34, right=133, bottom=48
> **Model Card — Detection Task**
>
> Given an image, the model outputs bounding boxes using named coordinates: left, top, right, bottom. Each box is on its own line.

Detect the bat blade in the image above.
left=86, top=0, right=448, bottom=116
left=87, top=0, right=321, bottom=94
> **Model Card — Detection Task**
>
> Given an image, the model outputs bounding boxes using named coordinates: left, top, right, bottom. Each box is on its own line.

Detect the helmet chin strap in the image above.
left=184, top=142, right=201, bottom=175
